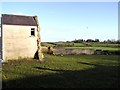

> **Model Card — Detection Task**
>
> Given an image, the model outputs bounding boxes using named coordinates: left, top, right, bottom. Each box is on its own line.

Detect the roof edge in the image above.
left=2, top=14, right=37, bottom=18
left=1, top=14, right=38, bottom=26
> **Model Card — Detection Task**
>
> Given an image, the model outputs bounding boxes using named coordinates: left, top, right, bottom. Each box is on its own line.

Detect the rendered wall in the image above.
left=2, top=25, right=37, bottom=60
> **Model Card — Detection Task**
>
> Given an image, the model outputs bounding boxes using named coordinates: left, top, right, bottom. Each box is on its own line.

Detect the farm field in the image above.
left=41, top=42, right=120, bottom=51
left=2, top=54, right=119, bottom=88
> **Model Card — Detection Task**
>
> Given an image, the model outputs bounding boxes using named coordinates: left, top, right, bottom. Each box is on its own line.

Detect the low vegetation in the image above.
left=41, top=42, right=120, bottom=55
left=41, top=42, right=119, bottom=50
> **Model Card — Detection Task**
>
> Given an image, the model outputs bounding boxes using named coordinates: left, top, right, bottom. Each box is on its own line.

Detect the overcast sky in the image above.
left=1, top=2, right=118, bottom=42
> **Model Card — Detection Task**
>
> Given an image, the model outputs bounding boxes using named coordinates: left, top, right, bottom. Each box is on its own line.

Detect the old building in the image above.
left=1, top=14, right=42, bottom=61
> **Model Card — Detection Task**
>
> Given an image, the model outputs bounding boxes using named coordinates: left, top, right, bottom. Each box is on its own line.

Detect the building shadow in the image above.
left=2, top=64, right=119, bottom=88
left=77, top=62, right=103, bottom=67
left=34, top=67, right=66, bottom=73
left=34, top=51, right=39, bottom=59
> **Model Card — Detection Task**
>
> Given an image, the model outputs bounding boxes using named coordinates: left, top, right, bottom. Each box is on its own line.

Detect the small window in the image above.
left=31, top=28, right=35, bottom=36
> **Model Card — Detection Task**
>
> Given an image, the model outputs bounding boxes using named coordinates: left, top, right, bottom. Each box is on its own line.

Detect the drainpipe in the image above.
left=34, top=16, right=43, bottom=62
left=1, top=15, right=4, bottom=62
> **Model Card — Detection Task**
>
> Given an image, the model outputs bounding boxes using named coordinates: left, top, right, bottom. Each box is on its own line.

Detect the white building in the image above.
left=1, top=14, right=41, bottom=61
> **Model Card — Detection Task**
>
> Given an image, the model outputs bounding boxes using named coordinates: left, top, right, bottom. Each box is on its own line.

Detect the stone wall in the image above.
left=53, top=48, right=95, bottom=55
left=41, top=47, right=120, bottom=55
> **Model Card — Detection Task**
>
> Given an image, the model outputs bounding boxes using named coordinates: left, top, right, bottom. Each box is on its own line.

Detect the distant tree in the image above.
left=117, top=39, right=120, bottom=44
left=72, top=39, right=84, bottom=43
left=72, top=39, right=78, bottom=43
left=78, top=39, right=83, bottom=43
left=102, top=39, right=118, bottom=44
left=110, top=39, right=116, bottom=43
left=86, top=39, right=94, bottom=42
left=66, top=41, right=70, bottom=43
left=106, top=39, right=111, bottom=43
left=94, top=39, right=99, bottom=42
left=83, top=40, right=86, bottom=42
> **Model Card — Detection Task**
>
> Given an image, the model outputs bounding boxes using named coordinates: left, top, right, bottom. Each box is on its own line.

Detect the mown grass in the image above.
left=2, top=54, right=119, bottom=88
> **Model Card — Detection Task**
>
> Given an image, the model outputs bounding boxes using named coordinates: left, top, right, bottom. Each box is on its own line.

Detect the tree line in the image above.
left=66, top=39, right=120, bottom=44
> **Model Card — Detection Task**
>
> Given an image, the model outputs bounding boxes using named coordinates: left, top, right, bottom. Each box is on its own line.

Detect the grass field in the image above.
left=65, top=47, right=119, bottom=51
left=41, top=42, right=119, bottom=47
left=2, top=54, right=119, bottom=88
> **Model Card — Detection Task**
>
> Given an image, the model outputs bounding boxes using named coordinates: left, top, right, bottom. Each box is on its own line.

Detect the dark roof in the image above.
left=2, top=14, right=37, bottom=26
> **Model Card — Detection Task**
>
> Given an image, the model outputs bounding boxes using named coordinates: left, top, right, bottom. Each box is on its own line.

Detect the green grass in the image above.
left=92, top=43, right=119, bottom=47
left=2, top=54, right=119, bottom=88
left=73, top=43, right=85, bottom=47
left=41, top=42, right=85, bottom=47
left=65, top=47, right=119, bottom=51
left=41, top=42, right=55, bottom=47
